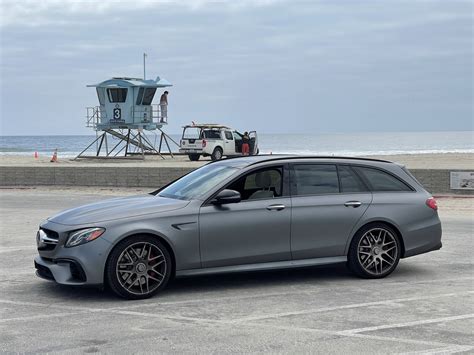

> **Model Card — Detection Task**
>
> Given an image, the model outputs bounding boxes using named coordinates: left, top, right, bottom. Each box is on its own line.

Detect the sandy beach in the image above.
left=0, top=153, right=472, bottom=169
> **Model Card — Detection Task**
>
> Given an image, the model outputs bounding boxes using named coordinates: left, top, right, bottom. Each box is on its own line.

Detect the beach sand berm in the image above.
left=0, top=153, right=472, bottom=169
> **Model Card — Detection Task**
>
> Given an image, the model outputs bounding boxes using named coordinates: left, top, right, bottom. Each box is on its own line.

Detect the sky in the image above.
left=0, top=0, right=472, bottom=135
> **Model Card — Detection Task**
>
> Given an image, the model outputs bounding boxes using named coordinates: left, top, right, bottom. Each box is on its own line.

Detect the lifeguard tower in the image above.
left=76, top=76, right=177, bottom=159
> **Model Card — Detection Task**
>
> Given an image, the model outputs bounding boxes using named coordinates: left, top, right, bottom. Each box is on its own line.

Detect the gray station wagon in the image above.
left=35, top=156, right=442, bottom=299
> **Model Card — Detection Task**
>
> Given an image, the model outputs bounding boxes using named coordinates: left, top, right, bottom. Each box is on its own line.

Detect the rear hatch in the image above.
left=180, top=126, right=203, bottom=152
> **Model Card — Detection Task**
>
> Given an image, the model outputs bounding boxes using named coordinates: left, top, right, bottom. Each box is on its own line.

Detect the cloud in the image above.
left=0, top=0, right=284, bottom=27
left=0, top=0, right=472, bottom=135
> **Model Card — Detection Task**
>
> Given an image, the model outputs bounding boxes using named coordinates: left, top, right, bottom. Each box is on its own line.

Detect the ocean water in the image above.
left=0, top=131, right=472, bottom=158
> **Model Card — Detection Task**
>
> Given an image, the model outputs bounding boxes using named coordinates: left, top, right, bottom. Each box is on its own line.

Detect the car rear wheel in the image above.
left=188, top=154, right=200, bottom=161
left=106, top=235, right=172, bottom=299
left=211, top=147, right=223, bottom=161
left=348, top=223, right=401, bottom=278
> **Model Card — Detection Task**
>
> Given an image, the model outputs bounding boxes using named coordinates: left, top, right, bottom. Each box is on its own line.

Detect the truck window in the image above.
left=225, top=131, right=233, bottom=140
left=183, top=127, right=201, bottom=139
left=203, top=130, right=221, bottom=139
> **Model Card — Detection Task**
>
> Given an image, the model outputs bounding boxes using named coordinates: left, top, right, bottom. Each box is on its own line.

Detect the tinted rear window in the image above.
left=338, top=165, right=368, bottom=193
left=293, top=164, right=339, bottom=195
left=354, top=166, right=412, bottom=192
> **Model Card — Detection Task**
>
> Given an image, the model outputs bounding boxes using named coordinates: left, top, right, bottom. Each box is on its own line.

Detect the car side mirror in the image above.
left=212, top=189, right=241, bottom=205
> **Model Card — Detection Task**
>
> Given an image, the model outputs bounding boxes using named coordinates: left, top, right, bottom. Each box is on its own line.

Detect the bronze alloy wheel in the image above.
left=106, top=236, right=172, bottom=299
left=348, top=223, right=401, bottom=279
left=357, top=227, right=399, bottom=276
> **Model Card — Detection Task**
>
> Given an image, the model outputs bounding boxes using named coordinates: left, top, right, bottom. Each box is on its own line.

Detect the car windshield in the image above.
left=158, top=164, right=239, bottom=200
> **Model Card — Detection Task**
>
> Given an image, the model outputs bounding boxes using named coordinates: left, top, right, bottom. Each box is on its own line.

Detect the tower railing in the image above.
left=86, top=104, right=167, bottom=129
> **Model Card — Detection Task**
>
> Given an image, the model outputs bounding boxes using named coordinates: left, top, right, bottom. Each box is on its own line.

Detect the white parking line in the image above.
left=338, top=313, right=474, bottom=336
left=0, top=246, right=36, bottom=253
left=0, top=312, right=85, bottom=323
left=110, top=277, right=474, bottom=310
left=0, top=299, right=106, bottom=313
left=105, top=310, right=462, bottom=350
left=241, top=322, right=461, bottom=349
left=401, top=345, right=474, bottom=354
left=0, top=297, right=472, bottom=352
left=231, top=291, right=474, bottom=323
left=0, top=290, right=472, bottom=320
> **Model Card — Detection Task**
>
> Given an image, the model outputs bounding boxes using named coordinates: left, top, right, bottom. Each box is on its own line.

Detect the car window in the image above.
left=226, top=167, right=283, bottom=201
left=158, top=165, right=238, bottom=200
left=338, top=165, right=368, bottom=193
left=293, top=164, right=339, bottom=195
left=225, top=131, right=233, bottom=140
left=354, top=166, right=412, bottom=192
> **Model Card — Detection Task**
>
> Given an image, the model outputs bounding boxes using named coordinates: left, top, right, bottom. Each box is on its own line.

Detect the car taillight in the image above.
left=202, top=139, right=207, bottom=148
left=426, top=197, right=438, bottom=211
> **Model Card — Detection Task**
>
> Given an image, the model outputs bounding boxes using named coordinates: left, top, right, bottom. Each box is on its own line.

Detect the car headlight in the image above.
left=66, top=227, right=105, bottom=248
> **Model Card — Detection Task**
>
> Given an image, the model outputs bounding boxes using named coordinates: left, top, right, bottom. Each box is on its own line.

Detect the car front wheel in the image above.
left=348, top=223, right=401, bottom=278
left=106, top=235, right=172, bottom=299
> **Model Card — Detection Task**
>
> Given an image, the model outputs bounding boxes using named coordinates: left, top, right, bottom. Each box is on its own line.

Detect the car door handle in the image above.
left=344, top=201, right=362, bottom=208
left=266, top=204, right=286, bottom=211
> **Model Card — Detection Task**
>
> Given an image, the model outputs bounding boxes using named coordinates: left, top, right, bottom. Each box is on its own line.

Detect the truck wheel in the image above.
left=188, top=154, right=200, bottom=161
left=211, top=147, right=223, bottom=161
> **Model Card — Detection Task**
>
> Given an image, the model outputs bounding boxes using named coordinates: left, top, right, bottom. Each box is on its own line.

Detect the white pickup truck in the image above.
left=179, top=124, right=259, bottom=161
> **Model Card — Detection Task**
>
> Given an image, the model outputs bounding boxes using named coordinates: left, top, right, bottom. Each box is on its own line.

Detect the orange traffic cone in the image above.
left=50, top=149, right=58, bottom=163
left=34, top=151, right=38, bottom=159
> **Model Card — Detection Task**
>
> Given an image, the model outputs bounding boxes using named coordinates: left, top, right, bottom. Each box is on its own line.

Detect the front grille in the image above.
left=41, top=228, right=59, bottom=240
left=37, top=228, right=60, bottom=251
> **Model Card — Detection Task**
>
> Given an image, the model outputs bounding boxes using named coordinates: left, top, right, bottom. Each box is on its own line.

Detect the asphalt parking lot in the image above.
left=0, top=188, right=472, bottom=354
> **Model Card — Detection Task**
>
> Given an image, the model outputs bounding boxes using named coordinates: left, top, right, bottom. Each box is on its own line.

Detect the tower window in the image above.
left=107, top=88, right=128, bottom=103
left=141, top=88, right=157, bottom=105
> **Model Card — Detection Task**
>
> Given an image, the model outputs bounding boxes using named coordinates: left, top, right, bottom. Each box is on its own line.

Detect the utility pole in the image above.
left=143, top=53, right=147, bottom=80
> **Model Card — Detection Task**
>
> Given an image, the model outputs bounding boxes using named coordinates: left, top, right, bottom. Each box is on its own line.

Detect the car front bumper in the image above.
left=34, top=221, right=113, bottom=286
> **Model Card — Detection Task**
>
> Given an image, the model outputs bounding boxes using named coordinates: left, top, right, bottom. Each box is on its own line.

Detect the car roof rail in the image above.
left=246, top=155, right=393, bottom=166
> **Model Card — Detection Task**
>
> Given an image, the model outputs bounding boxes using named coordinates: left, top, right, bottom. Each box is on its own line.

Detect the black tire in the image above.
left=347, top=223, right=401, bottom=279
left=211, top=147, right=223, bottom=161
left=106, top=235, right=172, bottom=300
left=188, top=154, right=200, bottom=161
